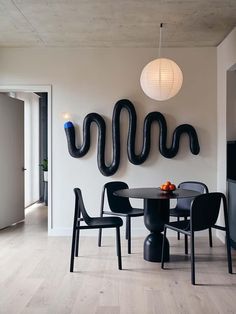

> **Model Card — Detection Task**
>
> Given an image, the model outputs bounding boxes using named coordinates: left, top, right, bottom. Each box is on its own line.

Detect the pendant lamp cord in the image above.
left=158, top=23, right=163, bottom=58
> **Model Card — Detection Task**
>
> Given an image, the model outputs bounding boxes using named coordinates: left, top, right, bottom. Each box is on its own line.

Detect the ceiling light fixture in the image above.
left=140, top=23, right=183, bottom=101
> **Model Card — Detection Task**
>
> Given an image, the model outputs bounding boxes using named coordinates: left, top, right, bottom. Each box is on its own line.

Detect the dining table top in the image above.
left=114, top=187, right=201, bottom=200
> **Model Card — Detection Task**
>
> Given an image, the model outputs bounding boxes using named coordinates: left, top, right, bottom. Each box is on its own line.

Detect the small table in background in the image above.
left=114, top=188, right=200, bottom=262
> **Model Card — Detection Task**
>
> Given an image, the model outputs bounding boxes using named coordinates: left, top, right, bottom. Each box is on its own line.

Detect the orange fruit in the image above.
left=169, top=184, right=176, bottom=191
left=162, top=185, right=169, bottom=191
left=165, top=181, right=171, bottom=186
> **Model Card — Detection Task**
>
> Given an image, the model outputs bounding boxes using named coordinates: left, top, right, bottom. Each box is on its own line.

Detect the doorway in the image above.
left=0, top=85, right=52, bottom=234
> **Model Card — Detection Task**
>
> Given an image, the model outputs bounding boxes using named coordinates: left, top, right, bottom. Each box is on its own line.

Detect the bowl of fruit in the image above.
left=160, top=181, right=176, bottom=193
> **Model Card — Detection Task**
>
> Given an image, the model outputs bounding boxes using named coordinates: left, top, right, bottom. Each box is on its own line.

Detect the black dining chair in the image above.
left=170, top=181, right=210, bottom=254
left=70, top=188, right=123, bottom=272
left=161, top=192, right=233, bottom=285
left=98, top=181, right=144, bottom=254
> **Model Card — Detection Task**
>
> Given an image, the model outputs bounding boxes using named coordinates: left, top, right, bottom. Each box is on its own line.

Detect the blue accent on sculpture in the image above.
left=64, top=121, right=74, bottom=129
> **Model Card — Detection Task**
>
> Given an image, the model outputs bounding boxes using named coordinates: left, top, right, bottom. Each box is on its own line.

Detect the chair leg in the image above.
left=209, top=227, right=213, bottom=247
left=75, top=222, right=80, bottom=257
left=127, top=216, right=131, bottom=254
left=98, top=187, right=105, bottom=247
left=116, top=227, right=122, bottom=270
left=184, top=217, right=188, bottom=255
left=177, top=217, right=180, bottom=240
left=98, top=228, right=102, bottom=247
left=125, top=217, right=128, bottom=240
left=190, top=232, right=195, bottom=285
left=222, top=195, right=233, bottom=274
left=161, top=227, right=167, bottom=269
left=225, top=225, right=233, bottom=274
left=184, top=234, right=188, bottom=255
left=70, top=224, right=77, bottom=273
left=98, top=213, right=104, bottom=247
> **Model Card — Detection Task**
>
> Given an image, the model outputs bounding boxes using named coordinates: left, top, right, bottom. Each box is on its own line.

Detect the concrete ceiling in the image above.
left=0, top=0, right=236, bottom=48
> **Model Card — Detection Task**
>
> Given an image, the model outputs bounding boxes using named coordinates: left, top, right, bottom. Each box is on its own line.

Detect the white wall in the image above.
left=217, top=27, right=236, bottom=240
left=0, top=47, right=217, bottom=235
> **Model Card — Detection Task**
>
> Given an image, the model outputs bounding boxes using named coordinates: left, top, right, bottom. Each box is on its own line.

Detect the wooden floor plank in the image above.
left=0, top=204, right=235, bottom=314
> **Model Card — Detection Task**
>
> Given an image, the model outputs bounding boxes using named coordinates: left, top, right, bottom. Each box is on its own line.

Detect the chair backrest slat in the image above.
left=191, top=192, right=222, bottom=231
left=74, top=188, right=91, bottom=224
left=105, top=181, right=132, bottom=213
left=176, top=181, right=208, bottom=210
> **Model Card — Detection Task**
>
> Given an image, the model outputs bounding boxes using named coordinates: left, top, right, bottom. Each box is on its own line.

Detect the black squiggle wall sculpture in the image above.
left=64, top=99, right=200, bottom=176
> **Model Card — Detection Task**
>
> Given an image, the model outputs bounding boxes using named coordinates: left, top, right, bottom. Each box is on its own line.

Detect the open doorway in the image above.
left=0, top=85, right=51, bottom=234
left=36, top=92, right=48, bottom=206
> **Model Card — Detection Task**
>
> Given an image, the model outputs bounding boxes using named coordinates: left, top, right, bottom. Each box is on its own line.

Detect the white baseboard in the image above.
left=216, top=230, right=225, bottom=244
left=48, top=227, right=148, bottom=237
left=48, top=228, right=72, bottom=236
left=48, top=227, right=209, bottom=237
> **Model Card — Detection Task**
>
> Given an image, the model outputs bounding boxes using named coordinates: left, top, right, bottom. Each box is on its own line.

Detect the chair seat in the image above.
left=166, top=219, right=190, bottom=231
left=170, top=207, right=190, bottom=217
left=103, top=208, right=143, bottom=217
left=88, top=216, right=123, bottom=228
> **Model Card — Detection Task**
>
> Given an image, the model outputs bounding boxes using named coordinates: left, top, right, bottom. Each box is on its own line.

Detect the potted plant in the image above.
left=40, top=159, right=48, bottom=182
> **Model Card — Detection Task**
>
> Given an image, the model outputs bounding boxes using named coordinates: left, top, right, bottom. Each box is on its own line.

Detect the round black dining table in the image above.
left=114, top=188, right=200, bottom=262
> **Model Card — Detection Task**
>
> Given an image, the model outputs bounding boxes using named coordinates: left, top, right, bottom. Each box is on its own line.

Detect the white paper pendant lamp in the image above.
left=140, top=23, right=183, bottom=101
left=140, top=57, right=183, bottom=101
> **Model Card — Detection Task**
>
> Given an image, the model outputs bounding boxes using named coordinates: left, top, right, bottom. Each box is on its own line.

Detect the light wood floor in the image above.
left=0, top=204, right=236, bottom=314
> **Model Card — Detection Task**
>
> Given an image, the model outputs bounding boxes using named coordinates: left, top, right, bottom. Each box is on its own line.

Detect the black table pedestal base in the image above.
left=144, top=233, right=169, bottom=262
left=143, top=198, right=170, bottom=262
